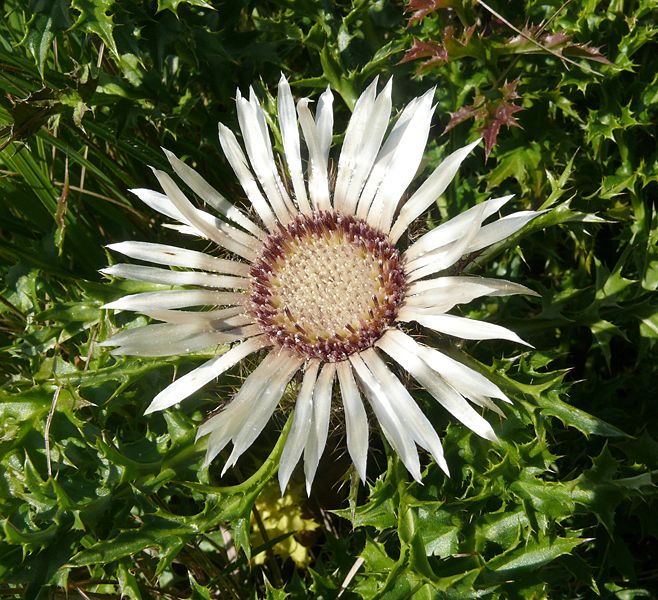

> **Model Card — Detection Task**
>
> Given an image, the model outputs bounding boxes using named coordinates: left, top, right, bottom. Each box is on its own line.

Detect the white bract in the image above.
left=102, top=76, right=541, bottom=494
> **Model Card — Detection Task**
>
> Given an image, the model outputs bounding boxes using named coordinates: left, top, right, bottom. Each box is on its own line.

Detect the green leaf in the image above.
left=585, top=105, right=639, bottom=155
left=534, top=392, right=627, bottom=438
left=640, top=311, right=658, bottom=338
left=157, top=0, right=214, bottom=14
left=477, top=509, right=530, bottom=548
left=70, top=516, right=192, bottom=566
left=333, top=459, right=399, bottom=530
left=21, top=0, right=72, bottom=76
left=399, top=497, right=459, bottom=558
left=509, top=474, right=576, bottom=520
left=70, top=0, right=118, bottom=57
left=263, top=577, right=290, bottom=600
left=116, top=560, right=143, bottom=600
left=486, top=535, right=586, bottom=574
left=357, top=536, right=440, bottom=599
left=320, top=46, right=356, bottom=110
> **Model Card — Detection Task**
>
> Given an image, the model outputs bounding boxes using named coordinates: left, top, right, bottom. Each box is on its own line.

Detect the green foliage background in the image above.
left=0, top=0, right=656, bottom=597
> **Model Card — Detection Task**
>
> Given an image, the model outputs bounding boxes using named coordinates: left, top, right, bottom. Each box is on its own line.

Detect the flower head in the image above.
left=102, top=76, right=541, bottom=493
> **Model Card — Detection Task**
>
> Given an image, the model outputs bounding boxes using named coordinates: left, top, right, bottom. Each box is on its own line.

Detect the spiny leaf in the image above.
left=401, top=24, right=479, bottom=71
left=399, top=39, right=448, bottom=69
left=116, top=561, right=143, bottom=600
left=70, top=0, right=118, bottom=57
left=506, top=27, right=613, bottom=65
left=534, top=393, right=627, bottom=439
left=446, top=78, right=524, bottom=159
left=156, top=0, right=214, bottom=15
left=263, top=577, right=290, bottom=600
left=404, top=0, right=451, bottom=26
left=485, top=535, right=586, bottom=574
left=1, top=89, right=60, bottom=150
left=20, top=0, right=72, bottom=76
left=482, top=79, right=524, bottom=156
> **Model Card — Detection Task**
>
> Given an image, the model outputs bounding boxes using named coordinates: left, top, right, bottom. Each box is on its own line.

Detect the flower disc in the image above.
left=249, top=212, right=405, bottom=361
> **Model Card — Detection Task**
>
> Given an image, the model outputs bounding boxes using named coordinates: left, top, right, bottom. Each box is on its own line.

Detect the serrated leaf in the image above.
left=358, top=537, right=432, bottom=600
left=590, top=318, right=630, bottom=366
left=485, top=142, right=542, bottom=191
left=586, top=105, right=639, bottom=155
left=477, top=509, right=529, bottom=548
left=333, top=467, right=397, bottom=530
left=21, top=0, right=71, bottom=76
left=399, top=497, right=459, bottom=558
left=399, top=39, right=448, bottom=69
left=505, top=27, right=612, bottom=65
left=188, top=574, right=212, bottom=599
left=534, top=392, right=627, bottom=438
left=486, top=536, right=586, bottom=573
left=3, top=518, right=59, bottom=547
left=444, top=79, right=523, bottom=158
left=263, top=577, right=290, bottom=600
left=70, top=0, right=118, bottom=57
left=481, top=79, right=524, bottom=158
left=70, top=519, right=192, bottom=566
left=404, top=0, right=451, bottom=25
left=157, top=0, right=214, bottom=14
left=117, top=561, right=143, bottom=600
left=640, top=311, right=658, bottom=338
left=510, top=474, right=575, bottom=519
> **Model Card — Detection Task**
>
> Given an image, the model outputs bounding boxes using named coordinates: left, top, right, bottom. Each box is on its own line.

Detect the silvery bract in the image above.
left=102, top=76, right=541, bottom=494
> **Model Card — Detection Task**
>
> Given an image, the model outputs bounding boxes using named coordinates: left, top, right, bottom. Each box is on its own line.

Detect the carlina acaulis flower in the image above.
left=101, top=75, right=543, bottom=494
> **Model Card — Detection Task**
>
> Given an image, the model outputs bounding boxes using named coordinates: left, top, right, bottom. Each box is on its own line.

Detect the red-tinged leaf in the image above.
left=405, top=0, right=453, bottom=26
left=501, top=78, right=521, bottom=100
left=475, top=78, right=524, bottom=158
left=444, top=102, right=486, bottom=133
left=446, top=22, right=477, bottom=47
left=507, top=28, right=613, bottom=65
left=542, top=32, right=573, bottom=48
left=540, top=31, right=612, bottom=64
left=561, top=43, right=613, bottom=65
left=399, top=39, right=448, bottom=68
left=444, top=79, right=524, bottom=158
left=480, top=100, right=524, bottom=158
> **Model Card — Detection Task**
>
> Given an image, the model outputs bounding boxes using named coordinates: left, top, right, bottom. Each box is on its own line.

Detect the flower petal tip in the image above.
left=438, top=459, right=451, bottom=477
left=278, top=475, right=290, bottom=497
left=220, top=460, right=234, bottom=478
left=161, top=147, right=175, bottom=160
left=143, top=401, right=164, bottom=415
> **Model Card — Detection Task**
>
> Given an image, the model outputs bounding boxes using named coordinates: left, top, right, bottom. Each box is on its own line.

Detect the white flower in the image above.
left=101, top=76, right=541, bottom=494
